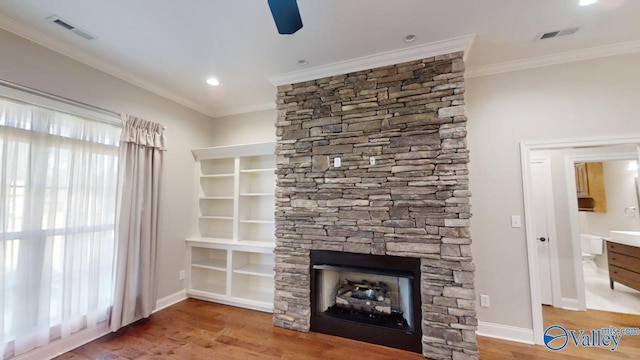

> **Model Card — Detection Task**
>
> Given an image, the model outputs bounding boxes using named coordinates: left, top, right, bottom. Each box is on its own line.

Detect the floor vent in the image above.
left=539, top=27, right=580, bottom=40
left=46, top=15, right=95, bottom=40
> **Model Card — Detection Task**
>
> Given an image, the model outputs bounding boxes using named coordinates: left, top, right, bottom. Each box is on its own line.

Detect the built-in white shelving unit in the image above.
left=186, top=142, right=276, bottom=313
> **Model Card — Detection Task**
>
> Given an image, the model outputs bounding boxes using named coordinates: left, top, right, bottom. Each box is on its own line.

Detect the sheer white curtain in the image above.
left=111, top=114, right=165, bottom=331
left=0, top=97, right=120, bottom=358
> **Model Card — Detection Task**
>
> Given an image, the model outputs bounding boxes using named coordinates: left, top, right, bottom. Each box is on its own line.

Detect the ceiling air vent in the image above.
left=540, top=31, right=560, bottom=40
left=52, top=18, right=74, bottom=30
left=538, top=27, right=580, bottom=41
left=71, top=28, right=95, bottom=40
left=46, top=15, right=95, bottom=40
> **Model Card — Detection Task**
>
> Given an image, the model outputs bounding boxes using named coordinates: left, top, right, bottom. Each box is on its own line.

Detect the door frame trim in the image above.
left=520, top=134, right=640, bottom=345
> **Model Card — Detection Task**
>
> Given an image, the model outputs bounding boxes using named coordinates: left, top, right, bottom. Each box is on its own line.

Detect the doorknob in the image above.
left=538, top=237, right=547, bottom=242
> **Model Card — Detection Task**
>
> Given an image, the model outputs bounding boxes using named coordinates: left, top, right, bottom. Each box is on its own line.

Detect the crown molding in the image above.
left=268, top=34, right=476, bottom=86
left=0, top=13, right=217, bottom=117
left=212, top=102, right=276, bottom=118
left=466, top=40, right=640, bottom=78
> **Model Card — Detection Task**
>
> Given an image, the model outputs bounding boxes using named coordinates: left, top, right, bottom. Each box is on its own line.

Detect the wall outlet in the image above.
left=179, top=270, right=185, bottom=280
left=480, top=294, right=490, bottom=308
left=334, top=157, right=341, bottom=167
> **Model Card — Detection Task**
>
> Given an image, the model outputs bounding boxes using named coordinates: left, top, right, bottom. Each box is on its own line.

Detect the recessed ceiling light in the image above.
left=297, top=59, right=308, bottom=66
left=404, top=34, right=416, bottom=43
left=579, top=0, right=597, bottom=6
left=206, top=77, right=220, bottom=86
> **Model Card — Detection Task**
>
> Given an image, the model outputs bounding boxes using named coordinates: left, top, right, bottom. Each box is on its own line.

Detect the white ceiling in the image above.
left=0, top=0, right=639, bottom=118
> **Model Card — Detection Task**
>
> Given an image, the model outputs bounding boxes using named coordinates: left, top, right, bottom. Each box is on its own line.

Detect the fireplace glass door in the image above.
left=310, top=251, right=422, bottom=353
left=314, top=265, right=415, bottom=332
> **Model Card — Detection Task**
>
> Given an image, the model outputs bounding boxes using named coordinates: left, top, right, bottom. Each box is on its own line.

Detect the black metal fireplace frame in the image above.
left=310, top=250, right=422, bottom=353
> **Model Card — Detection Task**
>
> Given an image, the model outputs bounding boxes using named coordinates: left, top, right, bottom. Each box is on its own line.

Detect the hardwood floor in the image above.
left=479, top=306, right=640, bottom=360
left=55, top=300, right=640, bottom=359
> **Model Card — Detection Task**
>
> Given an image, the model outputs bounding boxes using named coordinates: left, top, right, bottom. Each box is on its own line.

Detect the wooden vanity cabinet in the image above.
left=607, top=241, right=640, bottom=292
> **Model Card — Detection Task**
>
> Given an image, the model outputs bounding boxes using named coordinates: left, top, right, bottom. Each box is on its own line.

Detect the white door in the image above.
left=531, top=159, right=555, bottom=305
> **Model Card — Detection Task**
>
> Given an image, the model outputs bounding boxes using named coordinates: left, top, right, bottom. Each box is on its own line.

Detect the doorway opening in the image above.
left=521, top=136, right=640, bottom=344
left=576, top=159, right=640, bottom=315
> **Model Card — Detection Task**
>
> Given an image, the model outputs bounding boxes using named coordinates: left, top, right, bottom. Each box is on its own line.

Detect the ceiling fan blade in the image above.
left=268, top=0, right=303, bottom=35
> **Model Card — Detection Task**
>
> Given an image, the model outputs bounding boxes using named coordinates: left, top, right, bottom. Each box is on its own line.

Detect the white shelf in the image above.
left=192, top=259, right=226, bottom=271
left=237, top=240, right=275, bottom=248
left=200, top=196, right=234, bottom=200
left=233, top=263, right=274, bottom=277
left=187, top=143, right=275, bottom=312
left=232, top=289, right=274, bottom=304
left=240, top=219, right=274, bottom=224
left=200, top=176, right=234, bottom=198
left=199, top=198, right=233, bottom=218
left=201, top=173, right=234, bottom=178
left=188, top=238, right=274, bottom=251
left=187, top=237, right=234, bottom=245
left=198, top=218, right=233, bottom=239
left=238, top=222, right=275, bottom=238
left=200, top=216, right=234, bottom=220
left=190, top=285, right=226, bottom=297
left=192, top=143, right=275, bottom=160
left=190, top=266, right=226, bottom=296
left=240, top=168, right=276, bottom=173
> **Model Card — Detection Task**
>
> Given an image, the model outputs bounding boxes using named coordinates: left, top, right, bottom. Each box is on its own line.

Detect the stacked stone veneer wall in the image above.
left=273, top=51, right=478, bottom=360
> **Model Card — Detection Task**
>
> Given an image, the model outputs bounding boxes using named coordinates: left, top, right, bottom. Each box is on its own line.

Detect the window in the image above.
left=0, top=96, right=120, bottom=358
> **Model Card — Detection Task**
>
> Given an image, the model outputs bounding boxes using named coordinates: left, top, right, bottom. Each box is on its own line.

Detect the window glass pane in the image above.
left=1, top=141, right=29, bottom=233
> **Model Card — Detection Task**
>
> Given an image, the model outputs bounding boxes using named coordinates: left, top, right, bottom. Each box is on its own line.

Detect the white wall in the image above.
left=210, top=109, right=277, bottom=146
left=0, top=29, right=217, bottom=301
left=466, top=52, right=640, bottom=330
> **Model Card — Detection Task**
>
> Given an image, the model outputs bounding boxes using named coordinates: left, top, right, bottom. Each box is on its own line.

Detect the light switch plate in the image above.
left=480, top=294, right=490, bottom=308
left=334, top=157, right=341, bottom=167
left=511, top=215, right=521, bottom=228
left=369, top=156, right=376, bottom=165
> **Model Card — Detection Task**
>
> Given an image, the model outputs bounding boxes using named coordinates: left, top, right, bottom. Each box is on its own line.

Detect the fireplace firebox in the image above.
left=310, top=251, right=422, bottom=353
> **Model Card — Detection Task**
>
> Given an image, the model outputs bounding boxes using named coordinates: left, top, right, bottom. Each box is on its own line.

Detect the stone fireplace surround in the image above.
left=273, top=52, right=478, bottom=360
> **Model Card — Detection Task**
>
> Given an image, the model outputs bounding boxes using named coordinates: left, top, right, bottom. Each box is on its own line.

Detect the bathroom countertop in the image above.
left=608, top=231, right=640, bottom=248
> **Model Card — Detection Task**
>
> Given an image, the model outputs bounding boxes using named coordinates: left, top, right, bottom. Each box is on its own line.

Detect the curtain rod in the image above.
left=0, top=78, right=121, bottom=118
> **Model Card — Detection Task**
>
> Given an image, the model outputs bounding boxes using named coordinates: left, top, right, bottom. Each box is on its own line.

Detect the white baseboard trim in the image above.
left=561, top=297, right=580, bottom=311
left=154, top=289, right=187, bottom=313
left=13, top=324, right=110, bottom=360
left=476, top=321, right=535, bottom=345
